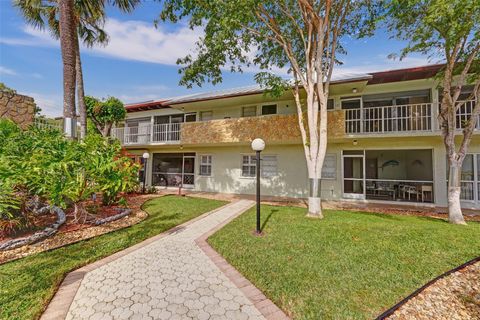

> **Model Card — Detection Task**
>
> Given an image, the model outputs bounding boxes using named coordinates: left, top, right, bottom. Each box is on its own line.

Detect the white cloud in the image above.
left=0, top=66, right=18, bottom=76
left=27, top=92, right=62, bottom=117
left=13, top=19, right=202, bottom=66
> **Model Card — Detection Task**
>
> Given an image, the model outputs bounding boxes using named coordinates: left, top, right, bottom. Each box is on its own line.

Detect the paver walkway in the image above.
left=65, top=200, right=265, bottom=320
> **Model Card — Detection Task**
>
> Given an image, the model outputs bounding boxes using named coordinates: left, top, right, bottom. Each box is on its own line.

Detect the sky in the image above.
left=0, top=1, right=434, bottom=117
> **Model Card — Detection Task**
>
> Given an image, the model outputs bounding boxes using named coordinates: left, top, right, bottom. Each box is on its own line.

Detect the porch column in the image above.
left=146, top=151, right=153, bottom=187
left=434, top=146, right=448, bottom=207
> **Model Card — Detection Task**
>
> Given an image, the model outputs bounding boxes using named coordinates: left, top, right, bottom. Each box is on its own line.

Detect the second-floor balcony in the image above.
left=112, top=100, right=478, bottom=146
left=345, top=100, right=478, bottom=135
left=111, top=123, right=181, bottom=145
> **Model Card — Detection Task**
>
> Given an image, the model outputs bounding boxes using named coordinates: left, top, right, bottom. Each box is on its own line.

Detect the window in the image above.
left=200, top=111, right=213, bottom=121
left=262, top=155, right=278, bottom=177
left=327, top=99, right=334, bottom=110
left=199, top=155, right=212, bottom=176
left=242, top=106, right=257, bottom=117
left=262, top=104, right=277, bottom=115
left=185, top=113, right=197, bottom=122
left=341, top=98, right=361, bottom=109
left=241, top=155, right=256, bottom=177
left=321, top=154, right=336, bottom=179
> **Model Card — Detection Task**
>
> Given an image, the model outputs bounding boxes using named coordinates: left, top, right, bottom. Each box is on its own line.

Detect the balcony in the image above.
left=345, top=100, right=479, bottom=135
left=111, top=123, right=181, bottom=145
left=111, top=100, right=478, bottom=146
left=345, top=103, right=433, bottom=134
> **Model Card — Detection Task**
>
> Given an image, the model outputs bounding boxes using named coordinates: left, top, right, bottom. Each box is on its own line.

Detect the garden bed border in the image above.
left=376, top=255, right=480, bottom=319
left=195, top=204, right=290, bottom=320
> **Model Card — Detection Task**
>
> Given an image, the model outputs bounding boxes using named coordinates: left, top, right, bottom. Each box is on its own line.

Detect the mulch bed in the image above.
left=0, top=194, right=159, bottom=264
left=385, top=260, right=480, bottom=320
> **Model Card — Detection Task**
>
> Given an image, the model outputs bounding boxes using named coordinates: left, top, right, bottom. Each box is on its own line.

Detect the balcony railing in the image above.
left=111, top=123, right=181, bottom=145
left=345, top=103, right=433, bottom=134
left=455, top=100, right=480, bottom=130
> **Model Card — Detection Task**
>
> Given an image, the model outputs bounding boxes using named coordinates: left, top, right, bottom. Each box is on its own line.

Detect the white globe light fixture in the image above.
left=251, top=138, right=265, bottom=152
left=251, top=138, right=265, bottom=234
left=142, top=152, right=150, bottom=193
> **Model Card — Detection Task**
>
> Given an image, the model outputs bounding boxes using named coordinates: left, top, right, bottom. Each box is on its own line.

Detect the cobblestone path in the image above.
left=66, top=200, right=264, bottom=320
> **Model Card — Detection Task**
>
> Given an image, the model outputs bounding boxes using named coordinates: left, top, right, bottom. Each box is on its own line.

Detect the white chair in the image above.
left=421, top=185, right=433, bottom=202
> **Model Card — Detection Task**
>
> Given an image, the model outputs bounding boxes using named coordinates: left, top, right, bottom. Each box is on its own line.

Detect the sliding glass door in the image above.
left=151, top=153, right=195, bottom=188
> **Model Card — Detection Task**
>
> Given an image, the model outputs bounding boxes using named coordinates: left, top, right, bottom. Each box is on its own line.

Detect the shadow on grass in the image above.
left=261, top=209, right=278, bottom=232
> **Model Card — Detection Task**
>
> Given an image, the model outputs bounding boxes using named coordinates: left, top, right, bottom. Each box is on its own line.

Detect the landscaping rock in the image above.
left=386, top=261, right=480, bottom=320
left=93, top=208, right=132, bottom=225
left=0, top=204, right=66, bottom=251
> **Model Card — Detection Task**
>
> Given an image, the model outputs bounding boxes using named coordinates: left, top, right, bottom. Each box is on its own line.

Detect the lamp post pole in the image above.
left=255, top=150, right=261, bottom=234
left=251, top=138, right=265, bottom=235
left=142, top=152, right=150, bottom=194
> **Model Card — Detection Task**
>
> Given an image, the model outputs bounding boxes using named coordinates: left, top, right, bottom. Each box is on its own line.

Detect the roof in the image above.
left=368, top=64, right=443, bottom=85
left=167, top=72, right=372, bottom=105
left=124, top=100, right=168, bottom=113
left=125, top=64, right=444, bottom=112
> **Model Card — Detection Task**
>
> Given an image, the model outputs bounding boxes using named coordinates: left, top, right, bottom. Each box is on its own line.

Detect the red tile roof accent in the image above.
left=368, top=64, right=444, bottom=85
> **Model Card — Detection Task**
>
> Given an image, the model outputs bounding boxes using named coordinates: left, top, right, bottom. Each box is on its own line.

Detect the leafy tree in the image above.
left=384, top=0, right=480, bottom=224
left=85, top=96, right=126, bottom=137
left=158, top=0, right=378, bottom=217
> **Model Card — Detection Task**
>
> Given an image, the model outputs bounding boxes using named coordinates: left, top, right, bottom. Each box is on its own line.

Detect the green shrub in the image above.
left=0, top=120, right=140, bottom=228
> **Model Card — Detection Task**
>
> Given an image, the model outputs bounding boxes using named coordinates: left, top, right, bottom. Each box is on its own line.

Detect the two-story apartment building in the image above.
left=112, top=64, right=480, bottom=210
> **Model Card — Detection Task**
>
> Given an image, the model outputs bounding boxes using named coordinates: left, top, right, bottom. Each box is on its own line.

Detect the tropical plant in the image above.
left=0, top=119, right=139, bottom=225
left=85, top=95, right=127, bottom=137
left=158, top=0, right=379, bottom=217
left=383, top=0, right=480, bottom=224
left=14, top=0, right=139, bottom=138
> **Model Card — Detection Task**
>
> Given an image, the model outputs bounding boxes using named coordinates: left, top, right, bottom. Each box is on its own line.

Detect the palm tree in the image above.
left=14, top=0, right=139, bottom=138
left=59, top=0, right=76, bottom=138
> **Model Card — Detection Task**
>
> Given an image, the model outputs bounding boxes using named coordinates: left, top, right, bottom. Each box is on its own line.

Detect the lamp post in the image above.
left=251, top=138, right=265, bottom=234
left=142, top=152, right=150, bottom=193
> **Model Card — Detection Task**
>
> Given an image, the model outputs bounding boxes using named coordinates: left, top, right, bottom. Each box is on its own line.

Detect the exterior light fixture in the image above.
left=352, top=88, right=358, bottom=93
left=251, top=138, right=265, bottom=234
left=142, top=152, right=150, bottom=193
left=353, top=139, right=358, bottom=146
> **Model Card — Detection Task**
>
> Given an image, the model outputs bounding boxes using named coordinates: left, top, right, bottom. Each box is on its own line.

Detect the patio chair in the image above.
left=402, top=185, right=418, bottom=201
left=421, top=185, right=433, bottom=202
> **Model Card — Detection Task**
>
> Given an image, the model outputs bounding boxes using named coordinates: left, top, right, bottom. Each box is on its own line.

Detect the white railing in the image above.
left=345, top=103, right=433, bottom=134
left=111, top=123, right=181, bottom=145
left=34, top=118, right=63, bottom=131
left=455, top=100, right=480, bottom=130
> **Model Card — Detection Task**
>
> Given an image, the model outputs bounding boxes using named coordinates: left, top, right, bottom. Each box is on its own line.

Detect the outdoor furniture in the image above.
left=400, top=184, right=418, bottom=201
left=421, top=185, right=433, bottom=202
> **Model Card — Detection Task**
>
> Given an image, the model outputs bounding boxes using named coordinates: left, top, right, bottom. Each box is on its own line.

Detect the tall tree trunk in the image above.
left=447, top=158, right=466, bottom=225
left=75, top=36, right=87, bottom=139
left=59, top=0, right=77, bottom=138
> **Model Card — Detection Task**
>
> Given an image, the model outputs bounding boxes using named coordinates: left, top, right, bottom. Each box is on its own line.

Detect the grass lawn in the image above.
left=0, top=195, right=226, bottom=320
left=209, top=205, right=480, bottom=320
